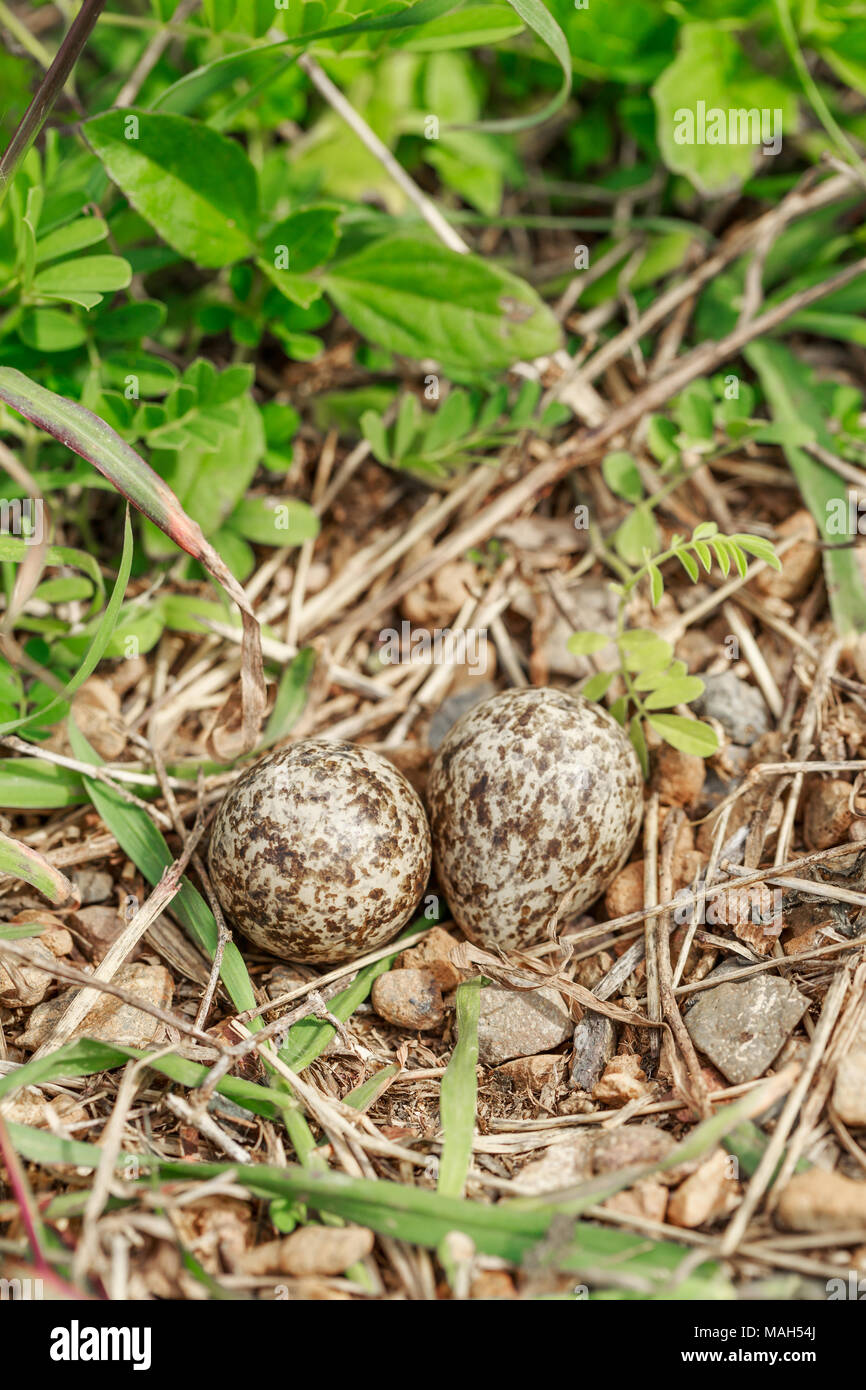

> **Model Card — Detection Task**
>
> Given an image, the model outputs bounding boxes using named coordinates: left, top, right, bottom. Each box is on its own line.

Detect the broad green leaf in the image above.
left=322, top=236, right=561, bottom=371
left=567, top=631, right=610, bottom=657
left=18, top=308, right=86, bottom=352
left=581, top=671, right=614, bottom=701
left=0, top=759, right=85, bottom=808
left=652, top=25, right=798, bottom=195
left=264, top=205, right=340, bottom=275
left=602, top=450, right=643, bottom=503
left=613, top=505, right=659, bottom=566
left=34, top=216, right=108, bottom=264
left=648, top=714, right=719, bottom=757
left=619, top=630, right=673, bottom=673
left=261, top=648, right=317, bottom=749
left=228, top=495, right=320, bottom=547
left=83, top=111, right=258, bottom=268
left=33, top=254, right=132, bottom=297
left=644, top=677, right=706, bottom=710
left=94, top=299, right=166, bottom=343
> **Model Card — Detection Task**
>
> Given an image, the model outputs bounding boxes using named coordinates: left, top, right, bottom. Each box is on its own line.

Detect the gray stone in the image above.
left=428, top=681, right=497, bottom=749
left=570, top=1010, right=617, bottom=1090
left=692, top=671, right=770, bottom=746
left=475, top=983, right=572, bottom=1065
left=684, top=974, right=809, bottom=1085
left=682, top=956, right=752, bottom=1011
left=72, top=869, right=113, bottom=904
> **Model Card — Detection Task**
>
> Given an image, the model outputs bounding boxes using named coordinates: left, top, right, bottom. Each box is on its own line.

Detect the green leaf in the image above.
left=646, top=414, right=680, bottom=467
left=628, top=716, right=649, bottom=780
left=322, top=236, right=561, bottom=372
left=602, top=450, right=643, bottom=503
left=648, top=563, right=664, bottom=607
left=693, top=540, right=713, bottom=572
left=33, top=254, right=132, bottom=299
left=648, top=714, right=719, bottom=758
left=264, top=205, right=340, bottom=275
left=729, top=533, right=782, bottom=570
left=711, top=538, right=731, bottom=578
left=644, top=677, right=706, bottom=710
left=0, top=510, right=134, bottom=737
left=228, top=496, right=320, bottom=547
left=676, top=548, right=700, bottom=582
left=0, top=759, right=85, bottom=808
left=746, top=338, right=866, bottom=632
left=261, top=649, right=316, bottom=749
left=619, top=630, right=673, bottom=674
left=581, top=671, right=614, bottom=701
left=280, top=916, right=439, bottom=1073
left=652, top=24, right=798, bottom=195
left=477, top=0, right=572, bottom=134
left=34, top=216, right=108, bottom=264
left=18, top=308, right=86, bottom=352
left=437, top=977, right=480, bottom=1199
left=728, top=543, right=748, bottom=579
left=83, top=111, right=258, bottom=268
left=567, top=631, right=610, bottom=657
left=0, top=831, right=74, bottom=903
left=613, top=505, right=659, bottom=566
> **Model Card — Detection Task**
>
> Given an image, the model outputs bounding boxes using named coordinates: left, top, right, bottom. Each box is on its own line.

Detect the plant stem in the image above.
left=0, top=0, right=106, bottom=210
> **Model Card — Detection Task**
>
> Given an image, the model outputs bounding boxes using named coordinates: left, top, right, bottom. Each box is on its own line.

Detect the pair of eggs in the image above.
left=207, top=688, right=644, bottom=963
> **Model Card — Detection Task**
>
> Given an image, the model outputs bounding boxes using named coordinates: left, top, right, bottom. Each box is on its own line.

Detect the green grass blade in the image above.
left=0, top=507, right=133, bottom=736
left=437, top=976, right=480, bottom=1199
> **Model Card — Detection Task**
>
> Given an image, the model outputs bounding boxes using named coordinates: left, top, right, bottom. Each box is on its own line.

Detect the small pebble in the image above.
left=395, top=925, right=463, bottom=992
left=243, top=1225, right=374, bottom=1277
left=593, top=1053, right=652, bottom=1106
left=684, top=974, right=809, bottom=1084
left=512, top=1135, right=592, bottom=1195
left=475, top=983, right=572, bottom=1065
left=751, top=509, right=819, bottom=603
left=371, top=968, right=444, bottom=1030
left=692, top=671, right=770, bottom=746
left=71, top=869, right=114, bottom=904
left=667, top=1149, right=734, bottom=1229
left=16, top=962, right=173, bottom=1051
left=803, top=779, right=855, bottom=850
left=775, top=1168, right=866, bottom=1233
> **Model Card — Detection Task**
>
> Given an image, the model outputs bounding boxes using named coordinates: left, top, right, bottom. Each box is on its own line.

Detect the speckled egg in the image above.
left=427, top=687, right=643, bottom=952
left=208, top=741, right=432, bottom=964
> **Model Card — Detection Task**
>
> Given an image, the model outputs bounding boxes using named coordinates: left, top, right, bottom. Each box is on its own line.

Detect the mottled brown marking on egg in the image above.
left=208, top=741, right=431, bottom=964
left=427, top=687, right=643, bottom=952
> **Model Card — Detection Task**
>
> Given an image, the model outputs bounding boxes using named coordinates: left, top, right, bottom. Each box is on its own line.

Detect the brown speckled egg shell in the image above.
left=427, top=687, right=643, bottom=952
left=207, top=741, right=432, bottom=963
